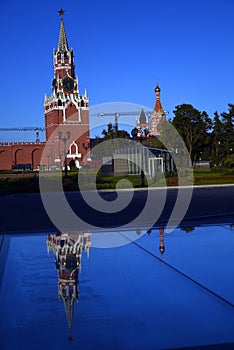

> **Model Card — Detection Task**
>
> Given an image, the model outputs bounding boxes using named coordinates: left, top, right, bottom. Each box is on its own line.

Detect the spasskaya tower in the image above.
left=44, top=9, right=90, bottom=167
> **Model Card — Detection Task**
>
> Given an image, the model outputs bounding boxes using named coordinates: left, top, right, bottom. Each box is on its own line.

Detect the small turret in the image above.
left=149, top=83, right=166, bottom=137
left=139, top=108, right=147, bottom=124
left=153, top=84, right=164, bottom=114
left=84, top=87, right=88, bottom=99
left=136, top=108, right=149, bottom=138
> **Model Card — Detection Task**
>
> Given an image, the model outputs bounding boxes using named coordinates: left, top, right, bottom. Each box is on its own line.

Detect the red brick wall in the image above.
left=0, top=143, right=45, bottom=170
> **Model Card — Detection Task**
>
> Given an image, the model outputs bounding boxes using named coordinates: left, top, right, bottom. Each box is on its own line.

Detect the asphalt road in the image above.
left=0, top=185, right=234, bottom=234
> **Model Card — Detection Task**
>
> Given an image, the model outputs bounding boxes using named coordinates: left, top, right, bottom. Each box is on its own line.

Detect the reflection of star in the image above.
left=58, top=8, right=65, bottom=17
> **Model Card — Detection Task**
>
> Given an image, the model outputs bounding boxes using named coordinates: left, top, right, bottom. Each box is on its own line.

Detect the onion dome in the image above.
left=155, top=84, right=161, bottom=93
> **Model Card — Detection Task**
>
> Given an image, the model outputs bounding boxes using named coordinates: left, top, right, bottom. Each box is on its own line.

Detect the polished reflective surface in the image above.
left=1, top=225, right=234, bottom=350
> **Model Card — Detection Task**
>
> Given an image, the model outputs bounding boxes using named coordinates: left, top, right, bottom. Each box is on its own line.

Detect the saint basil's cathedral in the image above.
left=0, top=10, right=165, bottom=171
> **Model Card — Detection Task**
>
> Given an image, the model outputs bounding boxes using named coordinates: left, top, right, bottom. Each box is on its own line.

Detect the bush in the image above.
left=223, top=155, right=234, bottom=168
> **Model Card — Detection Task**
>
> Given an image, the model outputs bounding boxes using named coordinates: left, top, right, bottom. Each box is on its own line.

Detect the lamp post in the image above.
left=58, top=131, right=71, bottom=177
left=218, top=141, right=223, bottom=167
left=82, top=142, right=90, bottom=166
left=82, top=142, right=90, bottom=151
left=46, top=153, right=50, bottom=171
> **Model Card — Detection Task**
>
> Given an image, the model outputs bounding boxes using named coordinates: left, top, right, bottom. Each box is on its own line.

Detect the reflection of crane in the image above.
left=97, top=111, right=151, bottom=130
left=0, top=127, right=45, bottom=143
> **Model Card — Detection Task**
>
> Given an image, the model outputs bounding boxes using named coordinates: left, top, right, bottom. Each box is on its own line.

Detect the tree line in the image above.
left=164, top=103, right=234, bottom=167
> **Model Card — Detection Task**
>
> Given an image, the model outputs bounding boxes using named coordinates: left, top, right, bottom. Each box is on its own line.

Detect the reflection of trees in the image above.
left=180, top=226, right=195, bottom=233
left=46, top=232, right=91, bottom=341
left=146, top=225, right=199, bottom=254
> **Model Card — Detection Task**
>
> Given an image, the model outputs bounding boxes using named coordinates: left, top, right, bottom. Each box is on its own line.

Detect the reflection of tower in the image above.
left=46, top=232, right=91, bottom=341
left=146, top=228, right=165, bottom=254
left=158, top=227, right=165, bottom=255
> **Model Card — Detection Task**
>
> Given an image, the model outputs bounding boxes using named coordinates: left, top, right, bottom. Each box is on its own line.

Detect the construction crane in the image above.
left=97, top=110, right=151, bottom=130
left=0, top=127, right=45, bottom=143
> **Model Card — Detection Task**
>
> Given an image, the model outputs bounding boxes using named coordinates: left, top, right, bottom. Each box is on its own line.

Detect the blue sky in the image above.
left=1, top=0, right=234, bottom=140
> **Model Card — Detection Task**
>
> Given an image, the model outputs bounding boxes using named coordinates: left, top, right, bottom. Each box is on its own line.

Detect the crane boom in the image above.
left=0, top=127, right=44, bottom=131
left=0, top=127, right=45, bottom=143
left=98, top=111, right=151, bottom=117
left=97, top=111, right=151, bottom=129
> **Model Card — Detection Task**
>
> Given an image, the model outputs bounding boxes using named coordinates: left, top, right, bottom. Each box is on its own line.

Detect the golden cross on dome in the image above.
left=58, top=8, right=65, bottom=17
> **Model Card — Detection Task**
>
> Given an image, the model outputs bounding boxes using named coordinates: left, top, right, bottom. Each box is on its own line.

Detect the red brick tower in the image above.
left=149, top=84, right=165, bottom=137
left=0, top=9, right=90, bottom=171
left=44, top=9, right=90, bottom=168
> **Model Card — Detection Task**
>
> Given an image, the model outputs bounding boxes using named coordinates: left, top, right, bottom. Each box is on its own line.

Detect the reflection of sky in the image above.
left=1, top=226, right=234, bottom=350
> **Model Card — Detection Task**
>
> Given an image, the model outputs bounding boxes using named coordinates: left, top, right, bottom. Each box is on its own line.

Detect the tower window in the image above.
left=58, top=99, right=62, bottom=106
left=57, top=52, right=61, bottom=60
left=64, top=52, right=68, bottom=61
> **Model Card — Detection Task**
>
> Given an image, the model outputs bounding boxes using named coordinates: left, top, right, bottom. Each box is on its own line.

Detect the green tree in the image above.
left=91, top=123, right=130, bottom=160
left=221, top=104, right=234, bottom=158
left=159, top=118, right=193, bottom=172
left=102, top=123, right=130, bottom=140
left=223, top=154, right=234, bottom=168
left=211, top=111, right=224, bottom=165
left=141, top=136, right=164, bottom=148
left=172, top=104, right=212, bottom=163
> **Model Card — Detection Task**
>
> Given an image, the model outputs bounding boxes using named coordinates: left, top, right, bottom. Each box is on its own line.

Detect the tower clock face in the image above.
left=63, top=77, right=74, bottom=92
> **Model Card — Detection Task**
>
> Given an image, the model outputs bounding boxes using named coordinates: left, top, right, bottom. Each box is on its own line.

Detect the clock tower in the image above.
left=44, top=10, right=90, bottom=167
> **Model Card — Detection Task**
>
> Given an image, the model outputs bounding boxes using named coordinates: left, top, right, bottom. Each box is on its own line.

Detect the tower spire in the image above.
left=139, top=108, right=147, bottom=124
left=153, top=84, right=164, bottom=114
left=63, top=296, right=75, bottom=342
left=148, top=84, right=166, bottom=137
left=58, top=9, right=69, bottom=52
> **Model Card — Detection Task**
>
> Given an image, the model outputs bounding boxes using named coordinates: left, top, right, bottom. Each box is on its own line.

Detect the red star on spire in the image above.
left=58, top=8, right=65, bottom=17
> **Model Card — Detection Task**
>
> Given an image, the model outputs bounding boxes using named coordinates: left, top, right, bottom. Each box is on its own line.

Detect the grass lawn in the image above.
left=0, top=169, right=234, bottom=195
left=189, top=169, right=234, bottom=186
